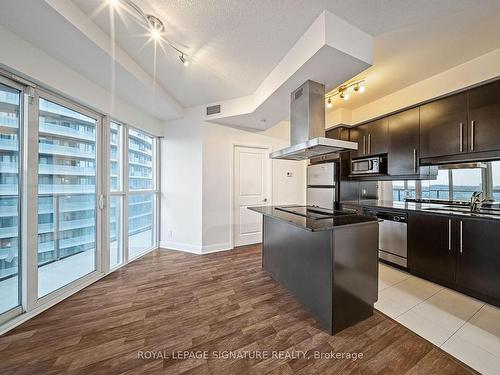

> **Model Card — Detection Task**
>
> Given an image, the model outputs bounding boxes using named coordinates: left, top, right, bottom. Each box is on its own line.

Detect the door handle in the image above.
left=448, top=219, right=452, bottom=251
left=471, top=120, right=475, bottom=151
left=459, top=123, right=463, bottom=152
left=362, top=136, right=366, bottom=155
left=262, top=198, right=268, bottom=203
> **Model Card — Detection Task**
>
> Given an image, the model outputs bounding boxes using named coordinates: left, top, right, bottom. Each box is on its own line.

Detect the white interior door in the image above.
left=234, top=146, right=270, bottom=247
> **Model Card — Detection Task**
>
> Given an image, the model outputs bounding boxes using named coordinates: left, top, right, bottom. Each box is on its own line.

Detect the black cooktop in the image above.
left=275, top=205, right=349, bottom=220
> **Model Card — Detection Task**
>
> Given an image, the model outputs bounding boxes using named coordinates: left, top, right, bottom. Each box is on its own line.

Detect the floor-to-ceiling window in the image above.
left=0, top=80, right=22, bottom=317
left=37, top=96, right=99, bottom=297
left=0, top=67, right=160, bottom=330
left=127, top=128, right=157, bottom=258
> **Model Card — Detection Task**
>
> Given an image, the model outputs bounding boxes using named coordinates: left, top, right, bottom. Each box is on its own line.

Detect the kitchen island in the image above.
left=249, top=205, right=379, bottom=334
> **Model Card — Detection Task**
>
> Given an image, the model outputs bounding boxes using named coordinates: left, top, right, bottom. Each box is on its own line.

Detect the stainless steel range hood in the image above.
left=270, top=80, right=357, bottom=160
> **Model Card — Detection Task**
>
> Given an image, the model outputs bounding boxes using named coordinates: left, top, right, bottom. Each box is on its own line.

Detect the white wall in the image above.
left=0, top=25, right=162, bottom=135
left=160, top=108, right=203, bottom=252
left=161, top=110, right=306, bottom=254
left=326, top=47, right=500, bottom=126
left=202, top=121, right=306, bottom=253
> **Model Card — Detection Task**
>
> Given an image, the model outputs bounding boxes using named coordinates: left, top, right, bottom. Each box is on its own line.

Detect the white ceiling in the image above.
left=1, top=0, right=500, bottom=123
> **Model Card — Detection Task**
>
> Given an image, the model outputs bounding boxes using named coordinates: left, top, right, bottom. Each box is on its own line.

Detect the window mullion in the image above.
left=22, top=88, right=39, bottom=312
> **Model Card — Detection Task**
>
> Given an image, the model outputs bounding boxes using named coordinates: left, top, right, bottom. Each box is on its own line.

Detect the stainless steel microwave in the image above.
left=351, top=156, right=386, bottom=175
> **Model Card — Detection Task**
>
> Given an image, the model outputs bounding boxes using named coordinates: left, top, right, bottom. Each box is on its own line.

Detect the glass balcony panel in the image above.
left=128, top=129, right=154, bottom=191
left=128, top=193, right=154, bottom=258
left=109, top=196, right=122, bottom=268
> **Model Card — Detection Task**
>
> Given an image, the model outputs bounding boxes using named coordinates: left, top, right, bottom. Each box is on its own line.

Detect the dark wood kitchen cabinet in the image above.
left=326, top=126, right=349, bottom=141
left=456, top=218, right=500, bottom=300
left=420, top=92, right=468, bottom=158
left=408, top=213, right=456, bottom=284
left=387, top=108, right=420, bottom=176
left=468, top=79, right=500, bottom=153
left=350, top=119, right=388, bottom=159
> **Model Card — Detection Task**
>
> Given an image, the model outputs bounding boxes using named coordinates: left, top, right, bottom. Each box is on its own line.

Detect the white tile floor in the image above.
left=377, top=262, right=500, bottom=375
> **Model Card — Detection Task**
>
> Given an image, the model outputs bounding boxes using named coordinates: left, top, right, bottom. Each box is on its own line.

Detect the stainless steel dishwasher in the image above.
left=364, top=209, right=408, bottom=268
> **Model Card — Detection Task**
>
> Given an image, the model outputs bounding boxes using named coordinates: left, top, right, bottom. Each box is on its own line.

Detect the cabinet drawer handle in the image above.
left=459, top=122, right=463, bottom=152
left=413, top=149, right=417, bottom=173
left=448, top=219, right=452, bottom=251
left=459, top=221, right=463, bottom=253
left=471, top=121, right=475, bottom=151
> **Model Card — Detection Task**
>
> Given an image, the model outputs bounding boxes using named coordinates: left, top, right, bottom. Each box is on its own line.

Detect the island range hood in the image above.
left=270, top=80, right=357, bottom=160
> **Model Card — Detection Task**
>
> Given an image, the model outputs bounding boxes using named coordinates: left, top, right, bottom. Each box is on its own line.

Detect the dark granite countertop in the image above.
left=342, top=200, right=500, bottom=220
left=249, top=205, right=378, bottom=232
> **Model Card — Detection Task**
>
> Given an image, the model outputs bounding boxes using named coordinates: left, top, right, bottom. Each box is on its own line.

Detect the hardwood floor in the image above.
left=0, top=245, right=475, bottom=374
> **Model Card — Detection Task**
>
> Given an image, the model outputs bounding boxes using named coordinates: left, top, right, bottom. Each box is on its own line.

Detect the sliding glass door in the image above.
left=0, top=78, right=22, bottom=319
left=37, top=94, right=101, bottom=297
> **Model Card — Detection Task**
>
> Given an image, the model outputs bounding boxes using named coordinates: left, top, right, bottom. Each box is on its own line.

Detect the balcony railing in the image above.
left=39, top=164, right=95, bottom=176
left=39, top=143, right=95, bottom=159
left=39, top=122, right=95, bottom=141
left=38, top=184, right=95, bottom=194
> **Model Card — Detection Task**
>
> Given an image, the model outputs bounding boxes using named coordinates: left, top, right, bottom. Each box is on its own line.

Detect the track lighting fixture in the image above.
left=106, top=0, right=189, bottom=66
left=325, top=79, right=366, bottom=107
left=179, top=54, right=189, bottom=67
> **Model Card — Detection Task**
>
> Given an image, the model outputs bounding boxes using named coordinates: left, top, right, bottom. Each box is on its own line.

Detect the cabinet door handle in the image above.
left=471, top=120, right=475, bottom=151
left=459, top=221, right=463, bottom=253
left=413, top=148, right=417, bottom=173
left=368, top=134, right=371, bottom=154
left=448, top=219, right=452, bottom=251
left=363, top=136, right=366, bottom=155
left=459, top=122, right=463, bottom=152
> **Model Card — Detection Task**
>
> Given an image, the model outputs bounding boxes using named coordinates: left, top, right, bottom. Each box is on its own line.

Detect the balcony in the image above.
left=0, top=162, right=18, bottom=174
left=0, top=226, right=18, bottom=239
left=39, top=143, right=95, bottom=159
left=0, top=184, right=18, bottom=195
left=39, top=122, right=95, bottom=142
left=39, top=164, right=95, bottom=176
left=0, top=138, right=18, bottom=152
left=38, top=184, right=95, bottom=194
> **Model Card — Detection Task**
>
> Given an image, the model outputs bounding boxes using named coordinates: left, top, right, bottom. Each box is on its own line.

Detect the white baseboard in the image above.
left=202, top=242, right=232, bottom=254
left=159, top=241, right=233, bottom=255
left=159, top=240, right=202, bottom=254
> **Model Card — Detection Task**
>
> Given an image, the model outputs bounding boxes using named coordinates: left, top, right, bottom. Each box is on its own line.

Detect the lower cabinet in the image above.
left=408, top=213, right=456, bottom=284
left=457, top=218, right=500, bottom=300
left=408, top=212, right=500, bottom=304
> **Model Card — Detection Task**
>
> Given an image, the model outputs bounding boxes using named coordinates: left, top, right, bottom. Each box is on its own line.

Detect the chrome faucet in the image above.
left=470, top=191, right=484, bottom=213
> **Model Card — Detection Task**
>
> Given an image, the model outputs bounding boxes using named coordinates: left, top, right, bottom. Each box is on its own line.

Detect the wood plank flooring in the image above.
left=0, top=245, right=475, bottom=374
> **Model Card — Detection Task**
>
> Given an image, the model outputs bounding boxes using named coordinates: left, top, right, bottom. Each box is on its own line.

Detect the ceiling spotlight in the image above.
left=326, top=97, right=333, bottom=108
left=179, top=54, right=189, bottom=67
left=147, top=15, right=164, bottom=41
left=108, top=0, right=119, bottom=7
left=354, top=83, right=366, bottom=93
left=339, top=90, right=350, bottom=100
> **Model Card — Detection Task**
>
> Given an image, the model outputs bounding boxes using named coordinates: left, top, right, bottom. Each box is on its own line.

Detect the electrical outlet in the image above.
left=168, top=230, right=173, bottom=239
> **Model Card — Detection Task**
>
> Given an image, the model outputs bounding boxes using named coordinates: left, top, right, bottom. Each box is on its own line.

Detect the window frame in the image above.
left=0, top=74, right=24, bottom=324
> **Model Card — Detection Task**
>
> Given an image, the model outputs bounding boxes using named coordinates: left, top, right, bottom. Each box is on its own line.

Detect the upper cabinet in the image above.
left=468, top=80, right=500, bottom=153
left=350, top=119, right=388, bottom=159
left=387, top=108, right=420, bottom=176
left=420, top=93, right=468, bottom=158
left=325, top=126, right=350, bottom=141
